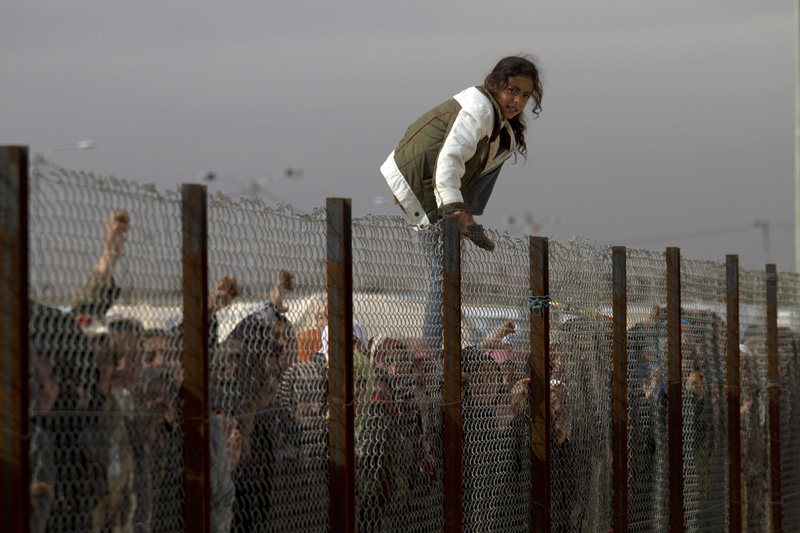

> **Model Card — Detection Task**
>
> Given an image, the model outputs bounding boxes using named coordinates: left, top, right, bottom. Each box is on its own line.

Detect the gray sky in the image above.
left=3, top=0, right=796, bottom=271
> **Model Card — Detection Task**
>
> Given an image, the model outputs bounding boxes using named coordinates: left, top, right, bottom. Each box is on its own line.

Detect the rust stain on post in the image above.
left=612, top=247, right=628, bottom=532
left=181, top=184, right=210, bottom=533
left=530, top=236, right=551, bottom=533
left=666, top=247, right=684, bottom=532
left=0, top=146, right=30, bottom=533
left=765, top=264, right=783, bottom=532
left=726, top=255, right=742, bottom=533
left=443, top=215, right=463, bottom=533
left=326, top=198, right=355, bottom=533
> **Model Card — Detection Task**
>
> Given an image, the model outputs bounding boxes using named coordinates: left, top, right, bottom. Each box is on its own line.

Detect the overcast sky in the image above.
left=3, top=1, right=797, bottom=272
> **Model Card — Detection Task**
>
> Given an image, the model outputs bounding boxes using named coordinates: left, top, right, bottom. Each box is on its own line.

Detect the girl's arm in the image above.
left=434, top=105, right=493, bottom=217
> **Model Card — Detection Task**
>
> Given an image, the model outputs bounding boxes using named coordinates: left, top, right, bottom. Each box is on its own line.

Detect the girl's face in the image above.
left=492, top=75, right=534, bottom=120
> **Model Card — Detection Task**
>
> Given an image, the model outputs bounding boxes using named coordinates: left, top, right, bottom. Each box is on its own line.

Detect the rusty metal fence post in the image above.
left=442, top=214, right=463, bottom=533
left=0, top=146, right=30, bottom=533
left=181, top=183, right=211, bottom=533
left=666, top=247, right=684, bottom=531
left=326, top=198, right=356, bottom=533
left=726, top=255, right=743, bottom=533
left=766, top=264, right=783, bottom=531
left=612, top=246, right=628, bottom=532
left=530, top=236, right=551, bottom=533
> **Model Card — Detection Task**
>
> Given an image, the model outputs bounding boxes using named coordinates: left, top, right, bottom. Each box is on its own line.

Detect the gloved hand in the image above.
left=464, top=224, right=495, bottom=252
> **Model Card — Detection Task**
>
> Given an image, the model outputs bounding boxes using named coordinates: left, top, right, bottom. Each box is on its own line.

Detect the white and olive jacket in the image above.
left=380, top=85, right=516, bottom=226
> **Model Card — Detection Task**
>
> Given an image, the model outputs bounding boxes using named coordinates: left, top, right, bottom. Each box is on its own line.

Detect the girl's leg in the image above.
left=419, top=224, right=443, bottom=350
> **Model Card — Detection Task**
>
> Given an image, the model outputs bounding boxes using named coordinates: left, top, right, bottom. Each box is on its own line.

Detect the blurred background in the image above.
left=3, top=0, right=796, bottom=270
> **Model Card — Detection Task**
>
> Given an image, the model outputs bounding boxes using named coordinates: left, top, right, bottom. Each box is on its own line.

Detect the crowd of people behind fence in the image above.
left=26, top=209, right=799, bottom=532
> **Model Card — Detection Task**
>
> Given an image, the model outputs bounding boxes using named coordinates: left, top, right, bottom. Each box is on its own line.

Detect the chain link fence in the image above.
left=350, top=216, right=444, bottom=532
left=778, top=272, right=800, bottom=532
left=28, top=164, right=185, bottom=532
left=739, top=268, right=770, bottom=532
left=626, top=248, right=670, bottom=533
left=679, top=258, right=728, bottom=532
left=207, top=195, right=330, bottom=532
left=548, top=239, right=613, bottom=533
left=3, top=156, right=797, bottom=532
left=460, top=228, right=532, bottom=533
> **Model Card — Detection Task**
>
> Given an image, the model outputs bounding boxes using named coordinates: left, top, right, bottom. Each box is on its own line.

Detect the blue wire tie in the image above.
left=527, top=290, right=553, bottom=315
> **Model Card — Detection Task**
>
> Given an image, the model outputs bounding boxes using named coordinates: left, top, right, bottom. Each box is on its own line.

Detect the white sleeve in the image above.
left=434, top=109, right=492, bottom=208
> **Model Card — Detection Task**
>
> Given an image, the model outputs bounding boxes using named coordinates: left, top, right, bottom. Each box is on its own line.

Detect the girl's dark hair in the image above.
left=484, top=55, right=543, bottom=160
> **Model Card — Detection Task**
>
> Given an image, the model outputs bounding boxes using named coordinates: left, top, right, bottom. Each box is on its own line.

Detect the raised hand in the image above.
left=269, top=269, right=295, bottom=313
left=209, top=276, right=240, bottom=312
left=98, top=209, right=130, bottom=277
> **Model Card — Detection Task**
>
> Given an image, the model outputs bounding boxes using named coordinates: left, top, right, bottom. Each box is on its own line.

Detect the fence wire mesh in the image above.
left=28, top=164, right=185, bottom=533
left=547, top=238, right=613, bottom=533
left=626, top=248, right=670, bottom=532
left=460, top=229, right=532, bottom=533
left=349, top=215, right=447, bottom=533
left=739, top=268, right=770, bottom=532
left=16, top=161, right=800, bottom=532
left=208, top=195, right=329, bottom=533
left=679, top=258, right=728, bottom=532
left=778, top=272, right=800, bottom=532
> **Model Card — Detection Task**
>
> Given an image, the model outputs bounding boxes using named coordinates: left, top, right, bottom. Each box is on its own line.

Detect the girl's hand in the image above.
left=453, top=211, right=476, bottom=232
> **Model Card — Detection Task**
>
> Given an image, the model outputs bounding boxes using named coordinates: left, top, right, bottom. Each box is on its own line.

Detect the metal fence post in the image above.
left=326, top=198, right=356, bottom=533
left=443, top=214, right=463, bottom=533
left=766, top=264, right=783, bottom=531
left=726, top=255, right=743, bottom=533
left=0, top=146, right=30, bottom=533
left=530, top=236, right=551, bottom=533
left=666, top=247, right=684, bottom=531
left=612, top=246, right=628, bottom=532
left=181, top=183, right=211, bottom=533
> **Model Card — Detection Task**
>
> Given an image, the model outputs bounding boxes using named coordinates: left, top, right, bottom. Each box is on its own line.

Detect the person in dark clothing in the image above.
left=461, top=323, right=526, bottom=533
left=550, top=379, right=589, bottom=532
left=220, top=278, right=295, bottom=533
left=135, top=367, right=183, bottom=533
left=270, top=361, right=329, bottom=531
left=29, top=301, right=100, bottom=532
left=30, top=353, right=60, bottom=533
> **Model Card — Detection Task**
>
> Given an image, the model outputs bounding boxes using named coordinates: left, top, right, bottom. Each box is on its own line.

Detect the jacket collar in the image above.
left=476, top=85, right=516, bottom=160
left=477, top=85, right=507, bottom=136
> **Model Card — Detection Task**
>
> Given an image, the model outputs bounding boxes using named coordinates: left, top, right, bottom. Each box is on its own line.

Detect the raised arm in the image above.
left=269, top=269, right=295, bottom=314
left=72, top=209, right=130, bottom=317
